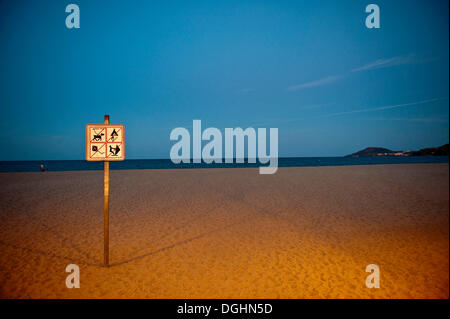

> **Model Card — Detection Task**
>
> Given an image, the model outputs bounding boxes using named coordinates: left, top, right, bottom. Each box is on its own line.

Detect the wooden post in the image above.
left=104, top=115, right=110, bottom=267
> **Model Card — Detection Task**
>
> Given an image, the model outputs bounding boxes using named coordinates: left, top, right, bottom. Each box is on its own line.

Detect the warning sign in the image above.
left=86, top=124, right=125, bottom=161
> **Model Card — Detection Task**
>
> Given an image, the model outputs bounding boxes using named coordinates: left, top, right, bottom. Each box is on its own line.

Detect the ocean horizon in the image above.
left=0, top=156, right=448, bottom=173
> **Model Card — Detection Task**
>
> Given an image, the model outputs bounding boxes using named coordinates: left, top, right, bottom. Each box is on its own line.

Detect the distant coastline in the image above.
left=346, top=144, right=449, bottom=157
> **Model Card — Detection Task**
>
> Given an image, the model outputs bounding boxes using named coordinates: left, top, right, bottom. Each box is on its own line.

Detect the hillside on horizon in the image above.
left=347, top=144, right=449, bottom=157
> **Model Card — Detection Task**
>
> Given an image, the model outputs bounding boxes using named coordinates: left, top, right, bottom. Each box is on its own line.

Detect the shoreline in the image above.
left=0, top=159, right=448, bottom=174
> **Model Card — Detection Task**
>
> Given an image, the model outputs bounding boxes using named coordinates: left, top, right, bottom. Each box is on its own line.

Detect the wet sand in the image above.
left=0, top=164, right=448, bottom=298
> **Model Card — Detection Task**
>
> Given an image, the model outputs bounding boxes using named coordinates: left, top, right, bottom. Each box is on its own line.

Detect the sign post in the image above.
left=86, top=115, right=125, bottom=267
left=103, top=115, right=110, bottom=267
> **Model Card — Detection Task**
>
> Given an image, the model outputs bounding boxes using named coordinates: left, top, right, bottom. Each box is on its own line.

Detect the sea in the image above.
left=0, top=156, right=448, bottom=172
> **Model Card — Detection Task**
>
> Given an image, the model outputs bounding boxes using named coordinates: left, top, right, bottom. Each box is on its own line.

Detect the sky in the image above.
left=0, top=0, right=448, bottom=160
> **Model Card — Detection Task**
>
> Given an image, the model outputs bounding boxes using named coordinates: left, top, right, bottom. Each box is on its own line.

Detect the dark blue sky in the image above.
left=0, top=0, right=448, bottom=160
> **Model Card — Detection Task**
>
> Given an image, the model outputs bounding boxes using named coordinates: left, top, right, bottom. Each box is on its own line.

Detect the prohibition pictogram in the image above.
left=86, top=124, right=125, bottom=161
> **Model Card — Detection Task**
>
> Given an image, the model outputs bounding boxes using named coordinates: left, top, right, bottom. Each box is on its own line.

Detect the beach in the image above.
left=0, top=164, right=448, bottom=298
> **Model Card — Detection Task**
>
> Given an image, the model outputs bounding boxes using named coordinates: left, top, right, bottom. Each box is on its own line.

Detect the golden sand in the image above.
left=0, top=164, right=448, bottom=298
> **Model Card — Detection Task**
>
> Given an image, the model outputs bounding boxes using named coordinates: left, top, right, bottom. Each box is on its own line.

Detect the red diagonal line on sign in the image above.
left=91, top=127, right=106, bottom=142
left=89, top=143, right=106, bottom=159
left=107, top=127, right=122, bottom=142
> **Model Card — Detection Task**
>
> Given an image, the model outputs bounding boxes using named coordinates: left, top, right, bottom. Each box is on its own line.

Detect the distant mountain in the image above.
left=346, top=144, right=449, bottom=157
left=410, top=144, right=449, bottom=156
left=346, top=147, right=398, bottom=157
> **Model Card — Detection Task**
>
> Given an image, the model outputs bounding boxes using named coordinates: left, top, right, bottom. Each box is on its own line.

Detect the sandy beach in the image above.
left=0, top=164, right=448, bottom=299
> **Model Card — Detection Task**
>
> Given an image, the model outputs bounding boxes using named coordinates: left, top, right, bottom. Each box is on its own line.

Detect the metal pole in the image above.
left=104, top=114, right=110, bottom=267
